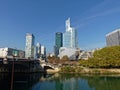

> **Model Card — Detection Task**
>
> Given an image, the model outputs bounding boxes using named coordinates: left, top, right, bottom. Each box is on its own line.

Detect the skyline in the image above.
left=0, top=0, right=120, bottom=52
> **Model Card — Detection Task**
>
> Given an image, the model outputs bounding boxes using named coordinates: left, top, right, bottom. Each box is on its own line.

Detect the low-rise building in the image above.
left=79, top=51, right=92, bottom=60
left=79, top=48, right=101, bottom=60
left=0, top=47, right=25, bottom=58
left=59, top=47, right=80, bottom=60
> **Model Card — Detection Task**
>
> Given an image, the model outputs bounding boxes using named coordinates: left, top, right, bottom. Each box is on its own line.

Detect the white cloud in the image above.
left=73, top=0, right=120, bottom=29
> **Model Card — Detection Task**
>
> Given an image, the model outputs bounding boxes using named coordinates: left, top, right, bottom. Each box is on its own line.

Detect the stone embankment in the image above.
left=46, top=68, right=60, bottom=74
left=60, top=66, right=120, bottom=74
left=80, top=68, right=120, bottom=74
left=45, top=65, right=120, bottom=74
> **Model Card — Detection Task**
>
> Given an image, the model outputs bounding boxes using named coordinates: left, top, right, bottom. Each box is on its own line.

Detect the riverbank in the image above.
left=46, top=68, right=60, bottom=74
left=45, top=65, right=120, bottom=74
left=60, top=66, right=120, bottom=74
left=78, top=68, right=120, bottom=74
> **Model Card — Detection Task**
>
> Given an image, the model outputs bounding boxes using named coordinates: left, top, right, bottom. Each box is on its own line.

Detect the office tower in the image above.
left=55, top=32, right=63, bottom=56
left=25, top=33, right=35, bottom=58
left=106, top=29, right=120, bottom=46
left=41, top=46, right=46, bottom=55
left=59, top=18, right=79, bottom=60
left=36, top=43, right=41, bottom=58
left=41, top=46, right=46, bottom=60
left=63, top=18, right=78, bottom=48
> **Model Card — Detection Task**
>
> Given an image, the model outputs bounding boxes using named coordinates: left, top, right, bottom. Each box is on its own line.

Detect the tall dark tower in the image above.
left=54, top=32, right=63, bottom=56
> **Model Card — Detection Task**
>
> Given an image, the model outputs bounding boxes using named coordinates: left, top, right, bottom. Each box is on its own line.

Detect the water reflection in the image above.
left=0, top=73, right=11, bottom=90
left=0, top=73, right=44, bottom=90
left=32, top=73, right=120, bottom=90
left=0, top=73, right=120, bottom=90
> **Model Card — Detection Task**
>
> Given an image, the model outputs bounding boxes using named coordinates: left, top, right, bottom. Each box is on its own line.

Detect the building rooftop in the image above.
left=26, top=33, right=34, bottom=36
left=106, top=29, right=120, bottom=36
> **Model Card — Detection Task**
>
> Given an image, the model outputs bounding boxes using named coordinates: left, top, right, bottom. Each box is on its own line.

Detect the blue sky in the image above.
left=0, top=0, right=120, bottom=53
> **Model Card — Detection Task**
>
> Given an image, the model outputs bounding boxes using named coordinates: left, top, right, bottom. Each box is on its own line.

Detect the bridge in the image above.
left=0, top=58, right=44, bottom=73
left=0, top=57, right=60, bottom=73
left=40, top=61, right=60, bottom=72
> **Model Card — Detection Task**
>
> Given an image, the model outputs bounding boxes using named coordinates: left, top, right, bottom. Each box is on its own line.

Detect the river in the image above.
left=0, top=73, right=120, bottom=90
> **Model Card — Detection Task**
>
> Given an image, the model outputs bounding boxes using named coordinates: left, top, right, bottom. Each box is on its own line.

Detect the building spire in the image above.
left=66, top=17, right=71, bottom=31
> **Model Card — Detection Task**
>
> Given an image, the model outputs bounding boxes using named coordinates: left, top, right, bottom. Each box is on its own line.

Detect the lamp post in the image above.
left=11, top=55, right=15, bottom=90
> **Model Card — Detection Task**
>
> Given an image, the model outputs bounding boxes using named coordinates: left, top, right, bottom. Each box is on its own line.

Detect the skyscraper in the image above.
left=25, top=33, right=35, bottom=58
left=36, top=43, right=41, bottom=58
left=59, top=18, right=79, bottom=60
left=55, top=32, right=63, bottom=56
left=63, top=18, right=78, bottom=48
left=55, top=32, right=63, bottom=49
left=41, top=46, right=46, bottom=60
left=106, top=29, right=120, bottom=46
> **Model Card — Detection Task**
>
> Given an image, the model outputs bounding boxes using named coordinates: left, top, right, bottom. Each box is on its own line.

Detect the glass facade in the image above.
left=106, top=29, right=120, bottom=46
left=55, top=32, right=63, bottom=56
left=63, top=31, right=71, bottom=47
left=55, top=32, right=63, bottom=49
left=71, top=28, right=78, bottom=48
left=25, top=33, right=35, bottom=58
left=63, top=18, right=78, bottom=48
left=36, top=43, right=41, bottom=58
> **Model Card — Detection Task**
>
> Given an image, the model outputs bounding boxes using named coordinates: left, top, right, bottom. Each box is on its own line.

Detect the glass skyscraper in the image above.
left=55, top=32, right=63, bottom=56
left=59, top=18, right=79, bottom=60
left=25, top=33, right=35, bottom=58
left=55, top=32, right=63, bottom=49
left=36, top=43, right=41, bottom=58
left=106, top=29, right=120, bottom=46
left=63, top=18, right=78, bottom=48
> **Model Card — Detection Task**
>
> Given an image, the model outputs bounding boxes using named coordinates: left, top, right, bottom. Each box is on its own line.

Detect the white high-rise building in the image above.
left=25, top=33, right=35, bottom=59
left=41, top=46, right=46, bottom=60
left=41, top=46, right=46, bottom=55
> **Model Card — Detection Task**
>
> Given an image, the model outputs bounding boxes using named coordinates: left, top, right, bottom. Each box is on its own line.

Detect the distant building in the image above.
left=41, top=46, right=46, bottom=55
left=0, top=47, right=25, bottom=58
left=54, top=32, right=63, bottom=56
left=79, top=48, right=102, bottom=60
left=63, top=18, right=78, bottom=48
left=25, top=33, right=35, bottom=59
left=36, top=43, right=41, bottom=58
left=47, top=53, right=55, bottom=57
left=59, top=18, right=79, bottom=60
left=54, top=45, right=59, bottom=56
left=41, top=46, right=46, bottom=60
left=79, top=50, right=92, bottom=60
left=59, top=47, right=80, bottom=60
left=106, top=29, right=120, bottom=46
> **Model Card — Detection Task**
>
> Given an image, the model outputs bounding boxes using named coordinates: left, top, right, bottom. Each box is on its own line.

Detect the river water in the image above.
left=0, top=73, right=120, bottom=90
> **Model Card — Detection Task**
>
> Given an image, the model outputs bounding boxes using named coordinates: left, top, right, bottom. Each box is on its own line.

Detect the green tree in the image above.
left=79, top=46, right=120, bottom=68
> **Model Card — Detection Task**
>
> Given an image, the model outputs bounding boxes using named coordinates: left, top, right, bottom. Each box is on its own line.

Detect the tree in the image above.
left=79, top=46, right=120, bottom=68
left=47, top=56, right=60, bottom=64
left=61, top=55, right=69, bottom=61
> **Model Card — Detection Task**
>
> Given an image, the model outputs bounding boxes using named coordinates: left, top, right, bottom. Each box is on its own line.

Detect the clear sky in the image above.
left=0, top=0, right=120, bottom=53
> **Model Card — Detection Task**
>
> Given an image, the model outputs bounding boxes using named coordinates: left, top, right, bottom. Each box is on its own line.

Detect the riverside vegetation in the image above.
left=79, top=46, right=120, bottom=68
left=60, top=46, right=120, bottom=73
